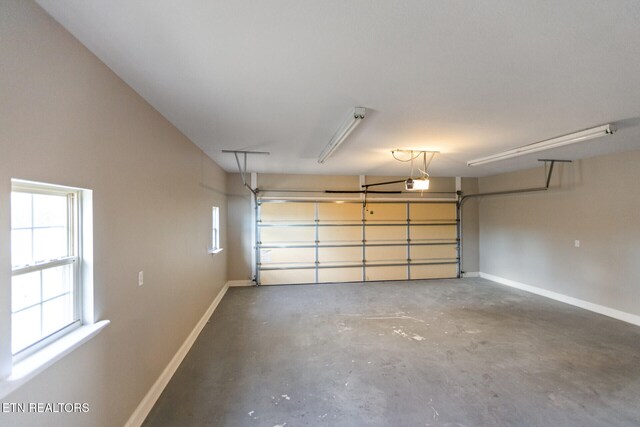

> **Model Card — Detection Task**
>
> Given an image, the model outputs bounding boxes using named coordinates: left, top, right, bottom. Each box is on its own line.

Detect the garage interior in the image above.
left=2, top=1, right=640, bottom=426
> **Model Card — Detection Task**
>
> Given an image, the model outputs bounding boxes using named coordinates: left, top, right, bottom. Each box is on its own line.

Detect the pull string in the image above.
left=417, top=151, right=435, bottom=178
left=410, top=152, right=415, bottom=179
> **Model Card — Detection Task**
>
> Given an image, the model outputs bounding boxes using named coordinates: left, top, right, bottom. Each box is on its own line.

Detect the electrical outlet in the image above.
left=138, top=271, right=144, bottom=286
left=574, top=240, right=581, bottom=248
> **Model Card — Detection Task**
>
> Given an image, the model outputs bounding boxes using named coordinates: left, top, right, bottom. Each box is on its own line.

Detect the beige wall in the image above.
left=461, top=178, right=479, bottom=274
left=1, top=1, right=227, bottom=426
left=478, top=151, right=640, bottom=316
left=227, top=173, right=253, bottom=281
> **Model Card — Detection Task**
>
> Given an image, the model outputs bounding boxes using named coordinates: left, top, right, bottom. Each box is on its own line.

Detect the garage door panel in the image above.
left=411, top=245, right=457, bottom=261
left=318, top=226, right=362, bottom=243
left=260, top=247, right=315, bottom=264
left=318, top=268, right=362, bottom=283
left=365, top=246, right=406, bottom=262
left=366, top=226, right=406, bottom=243
left=318, top=203, right=361, bottom=222
left=410, top=203, right=456, bottom=222
left=260, top=269, right=315, bottom=285
left=319, top=246, right=362, bottom=263
left=365, top=203, right=406, bottom=222
left=410, top=264, right=457, bottom=279
left=410, top=225, right=457, bottom=241
left=365, top=266, right=407, bottom=281
left=261, top=226, right=315, bottom=243
left=260, top=203, right=315, bottom=222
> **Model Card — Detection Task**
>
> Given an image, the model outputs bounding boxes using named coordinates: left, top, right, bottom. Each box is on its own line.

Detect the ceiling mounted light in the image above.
left=392, top=149, right=438, bottom=191
left=318, top=107, right=366, bottom=164
left=405, top=177, right=430, bottom=190
left=467, top=124, right=616, bottom=166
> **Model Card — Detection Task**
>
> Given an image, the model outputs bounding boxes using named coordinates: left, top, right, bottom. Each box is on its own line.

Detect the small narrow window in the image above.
left=210, top=206, right=221, bottom=254
left=10, top=180, right=82, bottom=357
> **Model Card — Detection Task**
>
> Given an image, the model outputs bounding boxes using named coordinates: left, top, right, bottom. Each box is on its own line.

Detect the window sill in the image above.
left=208, top=248, right=224, bottom=255
left=0, top=320, right=110, bottom=399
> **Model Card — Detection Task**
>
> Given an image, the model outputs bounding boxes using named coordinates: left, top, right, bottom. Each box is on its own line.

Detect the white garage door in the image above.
left=257, top=200, right=458, bottom=285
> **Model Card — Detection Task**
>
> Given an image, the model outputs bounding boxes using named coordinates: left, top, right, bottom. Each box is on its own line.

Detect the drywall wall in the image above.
left=227, top=173, right=479, bottom=280
left=0, top=1, right=227, bottom=425
left=478, top=151, right=640, bottom=317
left=461, top=178, right=479, bottom=274
left=227, top=173, right=253, bottom=281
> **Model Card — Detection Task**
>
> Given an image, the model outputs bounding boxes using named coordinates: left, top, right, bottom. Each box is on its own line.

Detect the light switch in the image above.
left=138, top=271, right=144, bottom=286
left=574, top=240, right=580, bottom=248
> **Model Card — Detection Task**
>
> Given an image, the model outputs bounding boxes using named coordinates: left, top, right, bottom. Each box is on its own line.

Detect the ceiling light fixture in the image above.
left=392, top=149, right=438, bottom=191
left=466, top=124, right=616, bottom=166
left=318, top=107, right=366, bottom=164
left=405, top=177, right=430, bottom=191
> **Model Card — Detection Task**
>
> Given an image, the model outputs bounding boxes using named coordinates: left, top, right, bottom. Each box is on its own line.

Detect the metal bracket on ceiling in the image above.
left=538, top=159, right=572, bottom=188
left=221, top=150, right=269, bottom=194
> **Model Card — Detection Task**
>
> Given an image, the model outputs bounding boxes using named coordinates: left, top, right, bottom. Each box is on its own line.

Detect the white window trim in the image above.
left=209, top=206, right=222, bottom=254
left=0, top=179, right=108, bottom=398
left=0, top=320, right=109, bottom=399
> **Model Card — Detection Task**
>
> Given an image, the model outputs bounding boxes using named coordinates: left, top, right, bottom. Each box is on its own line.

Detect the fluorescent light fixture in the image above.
left=405, top=177, right=429, bottom=190
left=318, top=107, right=366, bottom=164
left=467, top=124, right=616, bottom=166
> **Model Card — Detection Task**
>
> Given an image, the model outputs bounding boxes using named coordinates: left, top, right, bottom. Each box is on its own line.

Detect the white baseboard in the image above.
left=226, top=280, right=254, bottom=287
left=479, top=272, right=640, bottom=327
left=462, top=272, right=480, bottom=278
left=124, top=282, right=229, bottom=427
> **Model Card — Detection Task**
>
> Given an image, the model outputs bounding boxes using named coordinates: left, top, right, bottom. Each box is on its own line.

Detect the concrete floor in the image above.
left=143, top=278, right=640, bottom=426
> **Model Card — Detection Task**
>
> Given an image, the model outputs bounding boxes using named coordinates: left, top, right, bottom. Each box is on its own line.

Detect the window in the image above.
left=209, top=206, right=222, bottom=254
left=10, top=180, right=82, bottom=357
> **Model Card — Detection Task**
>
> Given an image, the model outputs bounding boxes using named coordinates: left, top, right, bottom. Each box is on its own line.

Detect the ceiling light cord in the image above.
left=418, top=151, right=435, bottom=179
left=392, top=150, right=422, bottom=162
left=393, top=149, right=429, bottom=180
left=410, top=153, right=415, bottom=179
left=391, top=149, right=439, bottom=191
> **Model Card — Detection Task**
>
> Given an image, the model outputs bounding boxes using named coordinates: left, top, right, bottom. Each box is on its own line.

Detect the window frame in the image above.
left=10, top=180, right=83, bottom=361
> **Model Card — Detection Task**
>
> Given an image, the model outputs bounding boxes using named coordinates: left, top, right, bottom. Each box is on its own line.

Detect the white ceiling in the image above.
left=36, top=0, right=640, bottom=177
